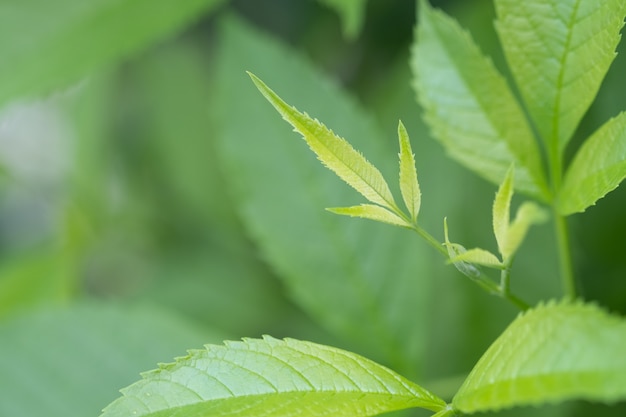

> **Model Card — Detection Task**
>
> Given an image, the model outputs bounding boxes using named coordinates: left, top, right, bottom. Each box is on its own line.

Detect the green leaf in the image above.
left=412, top=0, right=549, bottom=200
left=101, top=336, right=447, bottom=417
left=0, top=303, right=224, bottom=417
left=448, top=248, right=503, bottom=269
left=443, top=218, right=480, bottom=279
left=559, top=111, right=626, bottom=215
left=453, top=300, right=626, bottom=413
left=0, top=0, right=225, bottom=107
left=328, top=205, right=410, bottom=227
left=249, top=72, right=399, bottom=212
left=495, top=0, right=626, bottom=151
left=214, top=15, right=434, bottom=376
left=397, top=120, right=421, bottom=223
left=502, top=202, right=548, bottom=260
left=492, top=165, right=514, bottom=256
left=317, top=0, right=367, bottom=40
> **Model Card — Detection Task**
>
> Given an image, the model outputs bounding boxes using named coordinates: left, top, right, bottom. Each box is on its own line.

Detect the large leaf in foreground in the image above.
left=495, top=0, right=626, bottom=151
left=559, top=111, right=626, bottom=215
left=453, top=300, right=626, bottom=413
left=411, top=0, right=548, bottom=199
left=213, top=15, right=433, bottom=375
left=0, top=0, right=224, bottom=107
left=101, top=336, right=446, bottom=417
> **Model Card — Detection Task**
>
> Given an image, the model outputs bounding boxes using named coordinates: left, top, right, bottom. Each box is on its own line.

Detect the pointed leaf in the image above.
left=397, top=120, right=421, bottom=222
left=101, top=337, right=447, bottom=417
left=250, top=72, right=399, bottom=212
left=495, top=0, right=626, bottom=151
left=454, top=300, right=626, bottom=412
left=559, top=111, right=626, bottom=215
left=411, top=0, right=549, bottom=199
left=502, top=202, right=548, bottom=260
left=448, top=248, right=503, bottom=269
left=328, top=204, right=411, bottom=228
left=443, top=218, right=480, bottom=279
left=492, top=165, right=514, bottom=256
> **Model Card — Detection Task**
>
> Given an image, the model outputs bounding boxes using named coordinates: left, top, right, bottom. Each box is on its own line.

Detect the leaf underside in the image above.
left=411, top=0, right=548, bottom=199
left=453, top=300, right=626, bottom=413
left=101, top=337, right=446, bottom=417
left=495, top=0, right=626, bottom=151
left=559, top=111, right=626, bottom=215
left=328, top=205, right=410, bottom=227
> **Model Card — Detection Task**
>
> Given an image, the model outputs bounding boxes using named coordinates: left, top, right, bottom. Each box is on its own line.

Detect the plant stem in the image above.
left=553, top=211, right=576, bottom=298
left=408, top=224, right=530, bottom=310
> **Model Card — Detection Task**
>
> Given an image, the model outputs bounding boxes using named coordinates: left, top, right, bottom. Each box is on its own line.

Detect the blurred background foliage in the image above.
left=0, top=0, right=624, bottom=416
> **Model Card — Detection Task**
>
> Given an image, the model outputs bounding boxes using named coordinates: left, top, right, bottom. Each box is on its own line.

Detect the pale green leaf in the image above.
left=411, top=0, right=549, bottom=199
left=317, top=0, right=367, bottom=39
left=495, top=0, right=626, bottom=151
left=249, top=72, right=399, bottom=212
left=492, top=165, right=514, bottom=256
left=214, top=16, right=434, bottom=375
left=0, top=0, right=225, bottom=107
left=101, top=336, right=447, bottom=417
left=454, top=300, right=626, bottom=412
left=328, top=205, right=411, bottom=228
left=502, top=202, right=548, bottom=260
left=0, top=304, right=224, bottom=417
left=559, top=111, right=626, bottom=215
left=448, top=248, right=503, bottom=269
left=397, top=120, right=421, bottom=223
left=443, top=218, right=480, bottom=279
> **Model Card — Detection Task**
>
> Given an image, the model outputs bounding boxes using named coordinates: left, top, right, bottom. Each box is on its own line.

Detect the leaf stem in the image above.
left=408, top=224, right=529, bottom=310
left=553, top=210, right=576, bottom=298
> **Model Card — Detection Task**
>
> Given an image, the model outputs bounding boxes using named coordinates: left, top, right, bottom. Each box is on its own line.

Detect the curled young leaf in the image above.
left=448, top=248, right=503, bottom=270
left=249, top=72, right=399, bottom=212
left=397, top=120, right=421, bottom=223
left=501, top=202, right=548, bottom=260
left=443, top=218, right=480, bottom=279
left=101, top=336, right=447, bottom=417
left=492, top=165, right=514, bottom=256
left=327, top=204, right=411, bottom=228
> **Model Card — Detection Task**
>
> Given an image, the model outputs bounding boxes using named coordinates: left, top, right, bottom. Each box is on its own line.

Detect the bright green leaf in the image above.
left=250, top=72, right=399, bottom=212
left=411, top=0, right=549, bottom=199
left=453, top=300, right=626, bottom=413
left=495, top=0, right=626, bottom=151
left=317, top=0, right=367, bottom=39
left=559, top=111, right=626, bottom=215
left=327, top=205, right=411, bottom=227
left=448, top=248, right=503, bottom=269
left=492, top=165, right=514, bottom=256
left=502, top=202, right=548, bottom=260
left=397, top=120, right=421, bottom=223
left=443, top=218, right=480, bottom=279
left=0, top=0, right=225, bottom=108
left=101, top=336, right=447, bottom=417
left=214, top=15, right=433, bottom=375
left=0, top=304, right=224, bottom=417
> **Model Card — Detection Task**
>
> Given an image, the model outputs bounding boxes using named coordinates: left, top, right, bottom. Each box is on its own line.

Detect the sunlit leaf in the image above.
left=317, top=0, right=367, bottom=39
left=448, top=248, right=503, bottom=269
left=559, top=111, right=626, bottom=215
left=397, top=120, right=421, bottom=223
left=453, top=300, right=626, bottom=413
left=411, top=0, right=549, bottom=199
left=328, top=205, right=410, bottom=227
left=250, top=72, right=399, bottom=212
left=0, top=0, right=225, bottom=107
left=495, top=0, right=626, bottom=151
left=502, top=202, right=548, bottom=260
left=492, top=165, right=514, bottom=256
left=101, top=336, right=447, bottom=417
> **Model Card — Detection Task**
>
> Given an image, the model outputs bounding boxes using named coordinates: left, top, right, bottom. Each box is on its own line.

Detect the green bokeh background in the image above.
left=0, top=0, right=624, bottom=416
